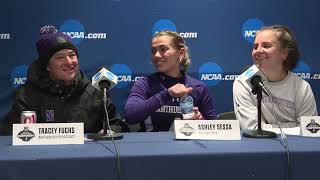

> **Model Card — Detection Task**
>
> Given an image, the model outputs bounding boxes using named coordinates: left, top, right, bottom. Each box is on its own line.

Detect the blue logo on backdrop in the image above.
left=292, top=61, right=311, bottom=73
left=152, top=19, right=177, bottom=36
left=292, top=60, right=312, bottom=80
left=199, top=62, right=223, bottom=86
left=242, top=18, right=264, bottom=43
left=111, top=64, right=133, bottom=88
left=152, top=19, right=198, bottom=38
left=11, top=65, right=28, bottom=88
left=60, top=19, right=86, bottom=45
left=59, top=19, right=107, bottom=45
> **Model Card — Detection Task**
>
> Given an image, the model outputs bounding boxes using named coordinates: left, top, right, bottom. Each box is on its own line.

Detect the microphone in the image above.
left=92, top=67, right=117, bottom=91
left=250, top=75, right=270, bottom=96
left=239, top=65, right=277, bottom=139
left=87, top=67, right=123, bottom=141
left=237, top=64, right=270, bottom=96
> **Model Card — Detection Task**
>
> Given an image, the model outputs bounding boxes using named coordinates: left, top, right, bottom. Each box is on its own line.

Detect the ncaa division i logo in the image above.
left=152, top=19, right=177, bottom=35
left=111, top=64, right=133, bottom=88
left=199, top=62, right=223, bottom=86
left=242, top=18, right=264, bottom=43
left=11, top=65, right=28, bottom=88
left=59, top=19, right=86, bottom=45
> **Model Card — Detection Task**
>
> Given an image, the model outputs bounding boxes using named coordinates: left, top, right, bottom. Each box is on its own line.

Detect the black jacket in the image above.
left=2, top=60, right=128, bottom=135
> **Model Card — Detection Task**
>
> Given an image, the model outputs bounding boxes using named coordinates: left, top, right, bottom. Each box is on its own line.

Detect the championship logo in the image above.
left=179, top=123, right=195, bottom=136
left=17, top=127, right=35, bottom=141
left=306, top=119, right=320, bottom=133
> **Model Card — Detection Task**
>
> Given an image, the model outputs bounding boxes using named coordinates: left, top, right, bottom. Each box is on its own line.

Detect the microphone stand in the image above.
left=87, top=88, right=123, bottom=140
left=242, top=84, right=277, bottom=138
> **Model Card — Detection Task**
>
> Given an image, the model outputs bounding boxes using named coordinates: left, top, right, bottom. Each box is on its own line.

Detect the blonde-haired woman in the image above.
left=125, top=30, right=217, bottom=131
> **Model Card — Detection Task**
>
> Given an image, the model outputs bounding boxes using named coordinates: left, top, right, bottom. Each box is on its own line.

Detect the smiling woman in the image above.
left=233, top=25, right=318, bottom=130
left=124, top=30, right=217, bottom=132
left=46, top=49, right=79, bottom=85
left=151, top=30, right=191, bottom=78
left=251, top=26, right=299, bottom=82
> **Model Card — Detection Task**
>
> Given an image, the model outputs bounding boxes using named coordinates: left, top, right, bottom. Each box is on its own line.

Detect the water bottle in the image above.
left=180, top=95, right=195, bottom=119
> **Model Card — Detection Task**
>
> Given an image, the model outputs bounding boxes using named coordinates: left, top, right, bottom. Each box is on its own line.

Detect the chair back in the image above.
left=217, top=111, right=236, bottom=120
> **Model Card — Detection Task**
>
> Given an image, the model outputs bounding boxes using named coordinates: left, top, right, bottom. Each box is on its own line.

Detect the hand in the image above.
left=183, top=107, right=204, bottom=120
left=168, top=83, right=193, bottom=98
left=191, top=107, right=204, bottom=120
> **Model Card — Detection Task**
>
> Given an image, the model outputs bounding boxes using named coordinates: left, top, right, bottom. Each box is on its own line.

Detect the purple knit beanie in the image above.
left=36, top=25, right=78, bottom=66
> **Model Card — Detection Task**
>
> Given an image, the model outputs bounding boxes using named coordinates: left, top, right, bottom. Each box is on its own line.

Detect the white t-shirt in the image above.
left=233, top=71, right=318, bottom=129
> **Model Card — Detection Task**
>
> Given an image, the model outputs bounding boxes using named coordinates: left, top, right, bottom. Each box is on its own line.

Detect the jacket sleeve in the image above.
left=1, top=86, right=29, bottom=135
left=124, top=77, right=171, bottom=124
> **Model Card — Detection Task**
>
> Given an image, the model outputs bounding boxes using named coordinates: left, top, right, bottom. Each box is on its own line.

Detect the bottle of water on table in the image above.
left=180, top=95, right=195, bottom=119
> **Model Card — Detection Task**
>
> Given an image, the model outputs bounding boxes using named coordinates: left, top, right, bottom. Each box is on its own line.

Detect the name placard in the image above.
left=12, top=123, right=84, bottom=145
left=300, top=116, right=320, bottom=137
left=174, top=120, right=241, bottom=140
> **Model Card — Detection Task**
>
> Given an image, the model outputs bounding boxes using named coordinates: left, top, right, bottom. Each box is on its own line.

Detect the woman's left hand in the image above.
left=184, top=107, right=204, bottom=120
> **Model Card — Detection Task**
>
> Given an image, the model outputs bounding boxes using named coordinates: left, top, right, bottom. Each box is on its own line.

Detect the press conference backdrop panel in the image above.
left=1, top=0, right=319, bottom=126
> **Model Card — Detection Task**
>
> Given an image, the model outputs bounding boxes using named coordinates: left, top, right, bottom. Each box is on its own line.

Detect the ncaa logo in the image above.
left=242, top=18, right=264, bottom=43
left=152, top=19, right=177, bottom=36
left=292, top=60, right=311, bottom=73
left=293, top=60, right=311, bottom=80
left=111, top=64, right=132, bottom=88
left=59, top=19, right=85, bottom=45
left=199, top=62, right=223, bottom=86
left=11, top=65, right=28, bottom=88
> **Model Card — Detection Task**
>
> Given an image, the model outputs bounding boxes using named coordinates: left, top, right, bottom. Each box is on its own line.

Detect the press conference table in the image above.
left=1, top=132, right=320, bottom=180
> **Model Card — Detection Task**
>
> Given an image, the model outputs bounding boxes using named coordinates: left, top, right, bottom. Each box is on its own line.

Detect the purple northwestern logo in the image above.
left=111, top=64, right=133, bottom=88
left=59, top=19, right=86, bottom=45
left=242, top=18, right=264, bottom=43
left=199, top=62, right=223, bottom=86
left=11, top=65, right=28, bottom=88
left=152, top=19, right=177, bottom=36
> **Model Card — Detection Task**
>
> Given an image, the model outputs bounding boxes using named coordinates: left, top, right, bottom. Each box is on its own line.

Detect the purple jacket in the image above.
left=124, top=73, right=217, bottom=131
